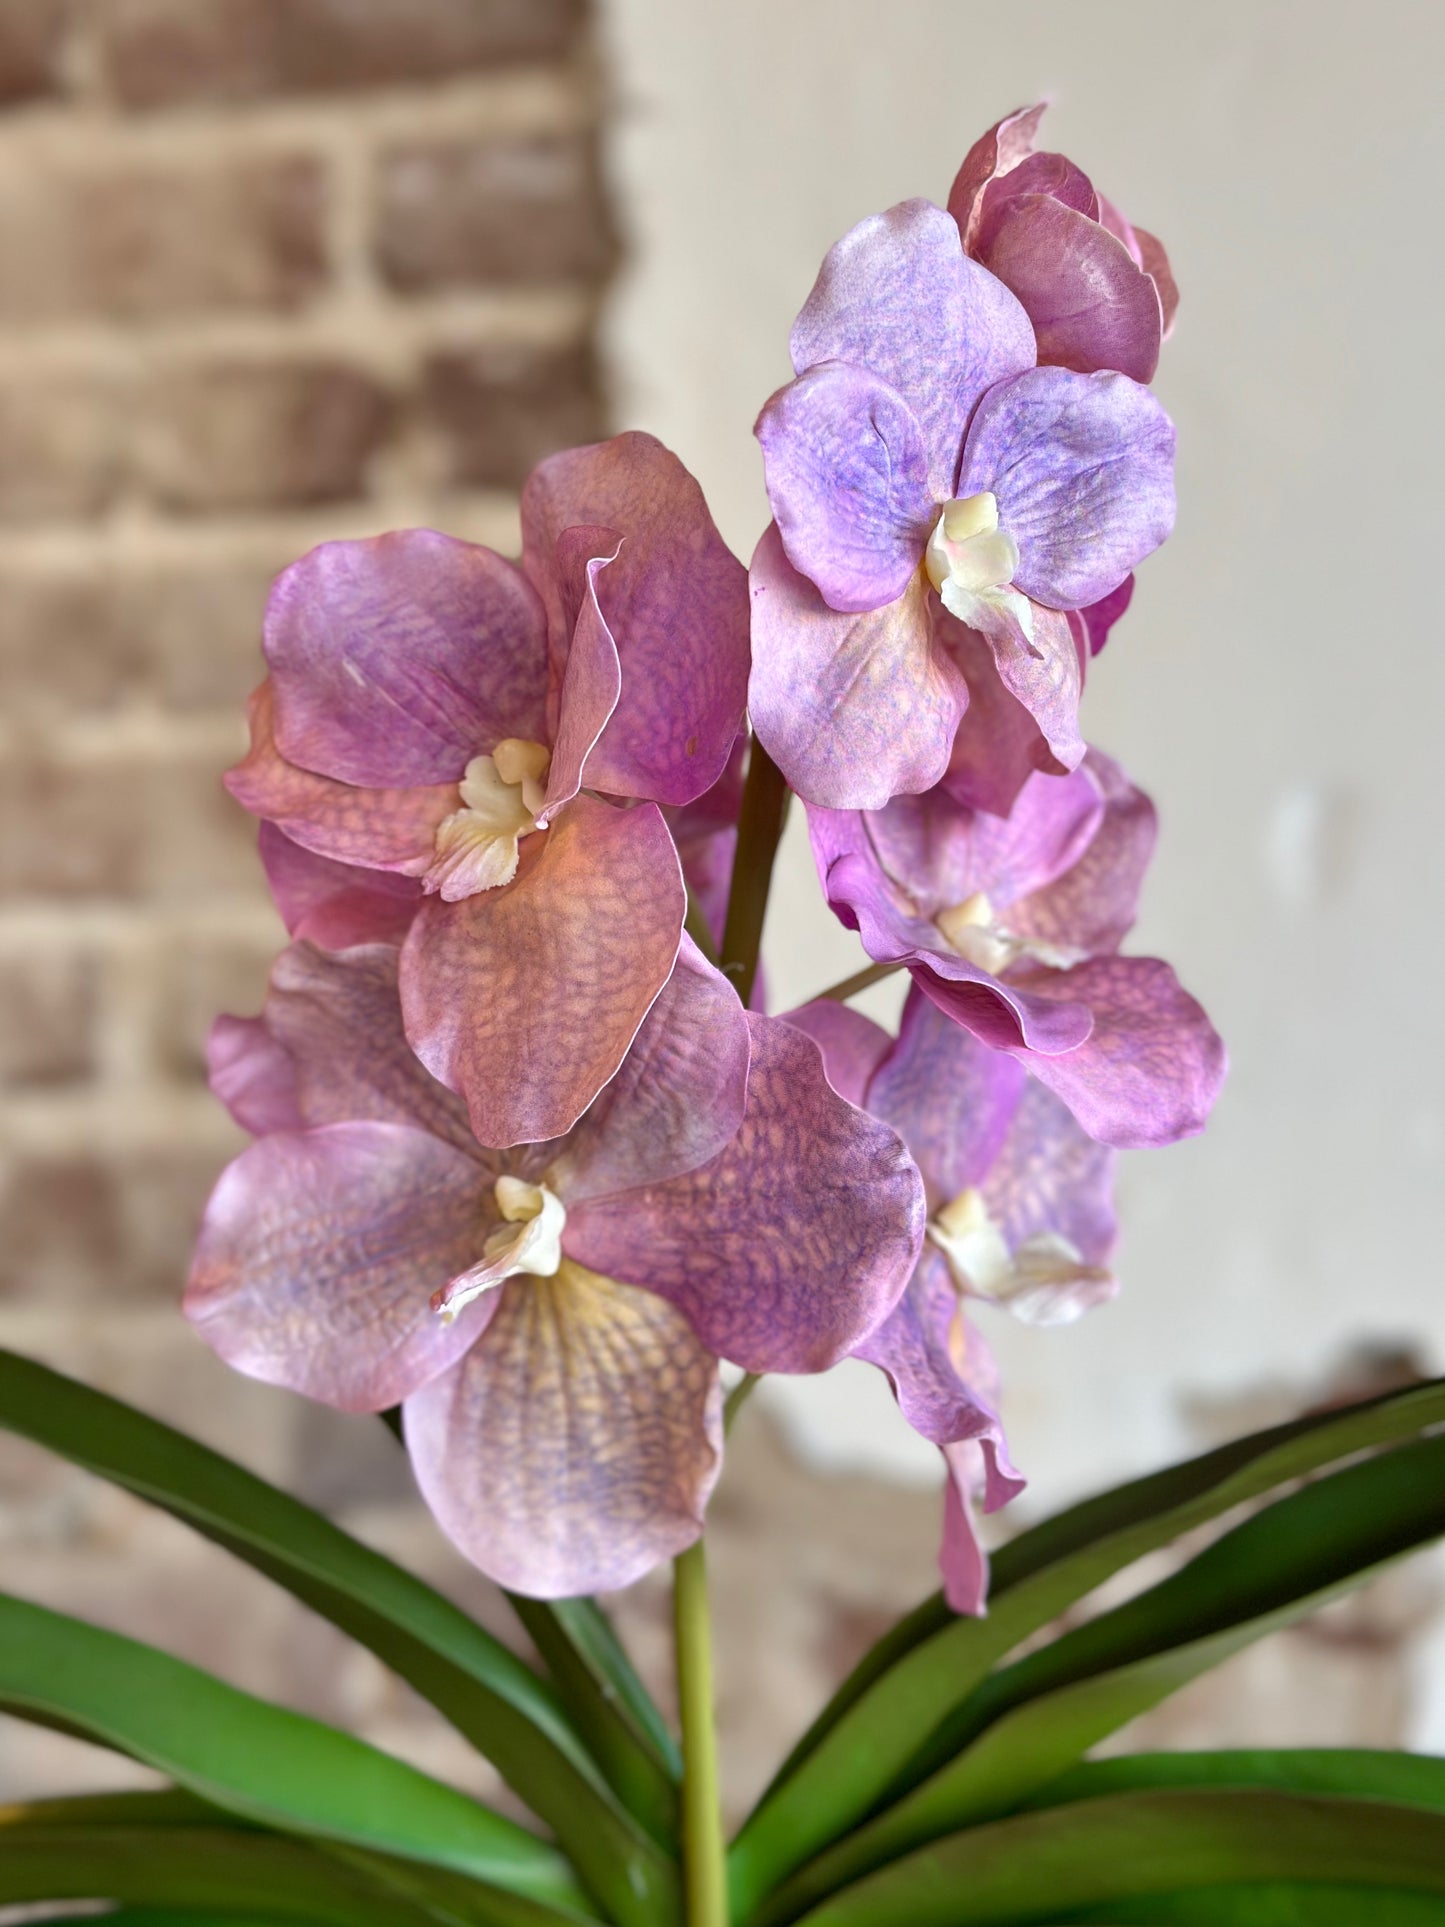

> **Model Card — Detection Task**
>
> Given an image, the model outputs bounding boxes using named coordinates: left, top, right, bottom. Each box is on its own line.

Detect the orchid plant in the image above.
left=4, top=104, right=1445, bottom=1927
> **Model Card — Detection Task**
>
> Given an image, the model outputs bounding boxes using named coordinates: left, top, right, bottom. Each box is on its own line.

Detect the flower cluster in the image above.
left=190, top=104, right=1223, bottom=1607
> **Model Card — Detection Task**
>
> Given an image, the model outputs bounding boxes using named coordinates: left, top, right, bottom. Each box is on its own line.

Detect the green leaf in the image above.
left=784, top=1790, right=1445, bottom=1927
left=732, top=1375, right=1445, bottom=1912
left=0, top=1591, right=590, bottom=1917
left=753, top=1434, right=1445, bottom=1922
left=506, top=1593, right=680, bottom=1846
left=0, top=1348, right=674, bottom=1926
left=1063, top=1883, right=1445, bottom=1922
left=1028, top=1748, right=1445, bottom=1815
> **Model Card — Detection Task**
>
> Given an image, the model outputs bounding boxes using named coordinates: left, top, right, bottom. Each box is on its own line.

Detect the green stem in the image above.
left=723, top=1373, right=760, bottom=1436
left=674, top=1538, right=727, bottom=1927
left=720, top=740, right=790, bottom=1007
left=816, top=960, right=904, bottom=1005
left=684, top=888, right=721, bottom=967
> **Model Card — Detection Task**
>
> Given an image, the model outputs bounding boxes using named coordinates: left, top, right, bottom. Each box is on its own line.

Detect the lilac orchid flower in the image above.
left=950, top=103, right=1180, bottom=384
left=789, top=988, right=1116, bottom=1614
left=189, top=937, right=925, bottom=1597
left=749, top=197, right=1175, bottom=811
left=808, top=751, right=1226, bottom=1148
left=226, top=431, right=750, bottom=1149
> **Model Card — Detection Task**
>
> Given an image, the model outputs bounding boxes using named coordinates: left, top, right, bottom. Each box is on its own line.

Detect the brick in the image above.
left=0, top=0, right=69, bottom=105
left=0, top=567, right=139, bottom=715
left=0, top=372, right=124, bottom=523
left=423, top=341, right=605, bottom=489
left=102, top=0, right=585, bottom=110
left=127, top=556, right=278, bottom=711
left=0, top=947, right=97, bottom=1085
left=375, top=134, right=616, bottom=292
left=136, top=359, right=391, bottom=513
left=154, top=927, right=278, bottom=1083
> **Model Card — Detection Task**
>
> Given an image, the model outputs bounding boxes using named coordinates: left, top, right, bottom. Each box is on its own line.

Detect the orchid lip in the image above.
left=432, top=1175, right=567, bottom=1321
left=422, top=739, right=552, bottom=903
left=934, top=891, right=1087, bottom=976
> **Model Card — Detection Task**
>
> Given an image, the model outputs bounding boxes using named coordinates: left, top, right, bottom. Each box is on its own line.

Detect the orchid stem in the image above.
left=674, top=1537, right=727, bottom=1927
left=816, top=960, right=904, bottom=1004
left=720, top=739, right=790, bottom=1007
left=724, top=1372, right=760, bottom=1435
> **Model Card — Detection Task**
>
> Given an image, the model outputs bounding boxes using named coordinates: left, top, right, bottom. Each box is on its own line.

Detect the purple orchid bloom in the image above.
left=749, top=197, right=1175, bottom=811
left=789, top=988, right=1116, bottom=1614
left=226, top=431, right=750, bottom=1149
left=950, top=103, right=1179, bottom=385
left=807, top=751, right=1226, bottom=1149
left=188, top=937, right=925, bottom=1597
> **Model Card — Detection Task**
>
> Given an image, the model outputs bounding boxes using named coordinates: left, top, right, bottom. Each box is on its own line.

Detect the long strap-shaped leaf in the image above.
left=1028, top=1747, right=1445, bottom=1814
left=0, top=1348, right=674, bottom=1926
left=752, top=1433, right=1445, bottom=1923
left=506, top=1593, right=680, bottom=1848
left=0, top=1592, right=590, bottom=1918
left=732, top=1375, right=1445, bottom=1909
left=1063, top=1883, right=1445, bottom=1922
left=786, top=1789, right=1445, bottom=1927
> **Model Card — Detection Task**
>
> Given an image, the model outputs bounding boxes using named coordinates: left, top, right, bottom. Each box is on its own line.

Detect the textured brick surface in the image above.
left=424, top=341, right=606, bottom=487
left=0, top=373, right=124, bottom=522
left=0, top=949, right=98, bottom=1086
left=0, top=0, right=68, bottom=103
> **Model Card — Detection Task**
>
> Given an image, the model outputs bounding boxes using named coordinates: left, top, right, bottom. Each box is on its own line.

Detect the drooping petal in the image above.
left=521, top=433, right=750, bottom=808
left=401, top=794, right=685, bottom=1149
left=983, top=1073, right=1117, bottom=1266
left=259, top=822, right=421, bottom=948
left=264, top=942, right=477, bottom=1155
left=1007, top=751, right=1156, bottom=957
left=781, top=1000, right=893, bottom=1108
left=186, top=1122, right=490, bottom=1412
left=790, top=199, right=1035, bottom=496
left=857, top=1250, right=1003, bottom=1447
left=264, top=530, right=548, bottom=789
left=1076, top=573, right=1134, bottom=658
left=566, top=1014, right=925, bottom=1373
left=748, top=522, right=968, bottom=810
left=207, top=1014, right=302, bottom=1136
left=227, top=683, right=454, bottom=875
left=404, top=1261, right=723, bottom=1597
left=947, top=102, right=1048, bottom=248
left=1009, top=955, right=1227, bottom=1148
left=980, top=195, right=1164, bottom=382
left=540, top=530, right=622, bottom=818
left=977, top=602, right=1086, bottom=782
left=553, top=936, right=751, bottom=1205
left=960, top=367, right=1176, bottom=610
left=755, top=362, right=935, bottom=613
left=940, top=621, right=1071, bottom=818
left=866, top=987, right=1026, bottom=1207
left=940, top=1433, right=1026, bottom=1617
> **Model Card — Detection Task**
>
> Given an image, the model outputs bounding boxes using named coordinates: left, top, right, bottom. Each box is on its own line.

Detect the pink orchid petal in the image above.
left=756, top=362, right=935, bottom=613
left=1010, top=954, right=1227, bottom=1148
left=781, top=1000, right=893, bottom=1108
left=857, top=1251, right=1005, bottom=1448
left=404, top=1263, right=723, bottom=1597
left=980, top=196, right=1164, bottom=382
left=401, top=794, right=685, bottom=1149
left=264, top=530, right=547, bottom=789
left=265, top=942, right=477, bottom=1155
left=1135, top=225, right=1180, bottom=335
left=259, top=823, right=421, bottom=948
left=228, top=683, right=454, bottom=876
left=522, top=433, right=750, bottom=808
left=982, top=601, right=1087, bottom=780
left=540, top=529, right=623, bottom=819
left=941, top=621, right=1071, bottom=818
left=567, top=1013, right=924, bottom=1373
left=980, top=150, right=1097, bottom=227
left=1008, top=751, right=1156, bottom=957
left=941, top=1434, right=1026, bottom=1617
left=748, top=522, right=968, bottom=810
left=982, top=1072, right=1117, bottom=1266
left=947, top=102, right=1048, bottom=248
left=1077, top=574, right=1135, bottom=658
left=960, top=367, right=1176, bottom=611
left=790, top=198, right=1034, bottom=498
left=553, top=936, right=751, bottom=1205
left=186, top=1121, right=491, bottom=1412
left=207, top=1015, right=302, bottom=1136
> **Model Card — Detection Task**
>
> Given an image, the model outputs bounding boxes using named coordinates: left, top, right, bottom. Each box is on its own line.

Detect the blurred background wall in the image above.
left=0, top=0, right=1441, bottom=1811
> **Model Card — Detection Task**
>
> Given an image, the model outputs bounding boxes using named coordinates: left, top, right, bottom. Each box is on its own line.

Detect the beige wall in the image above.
left=602, top=0, right=1445, bottom=1734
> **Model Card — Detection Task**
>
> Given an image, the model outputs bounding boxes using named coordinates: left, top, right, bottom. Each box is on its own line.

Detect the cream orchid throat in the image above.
left=923, top=489, right=1035, bottom=645
left=423, top=737, right=553, bottom=902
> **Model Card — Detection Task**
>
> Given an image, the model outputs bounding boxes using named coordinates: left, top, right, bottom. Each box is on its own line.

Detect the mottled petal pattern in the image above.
left=566, top=1015, right=925, bottom=1373
left=982, top=1073, right=1117, bottom=1264
left=749, top=522, right=968, bottom=809
left=782, top=1000, right=892, bottom=1108
left=207, top=1015, right=301, bottom=1136
left=756, top=361, right=935, bottom=613
left=856, top=1250, right=1004, bottom=1446
left=540, top=531, right=622, bottom=818
left=404, top=1261, right=723, bottom=1597
left=259, top=822, right=421, bottom=948
left=1008, top=751, right=1156, bottom=956
left=265, top=530, right=548, bottom=788
left=401, top=794, right=685, bottom=1148
left=186, top=1121, right=490, bottom=1412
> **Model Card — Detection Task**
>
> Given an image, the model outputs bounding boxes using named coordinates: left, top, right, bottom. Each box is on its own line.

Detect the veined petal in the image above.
left=1010, top=954, right=1227, bottom=1148
left=401, top=795, right=685, bottom=1149
left=982, top=1071, right=1117, bottom=1266
left=264, top=530, right=548, bottom=789
left=960, top=366, right=1176, bottom=610
left=980, top=600, right=1086, bottom=778
left=782, top=1000, right=893, bottom=1108
left=748, top=522, right=968, bottom=811
left=227, top=683, right=454, bottom=876
left=941, top=620, right=1072, bottom=818
left=553, top=936, right=750, bottom=1206
left=857, top=1250, right=1004, bottom=1448
left=539, top=528, right=622, bottom=819
left=565, top=1014, right=925, bottom=1373
left=756, top=362, right=935, bottom=613
left=207, top=1015, right=302, bottom=1136
left=404, top=1262, right=723, bottom=1597
left=1007, top=750, right=1156, bottom=957
left=981, top=195, right=1164, bottom=382
left=259, top=823, right=421, bottom=948
left=185, top=1122, right=490, bottom=1413
left=791, top=199, right=1035, bottom=497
